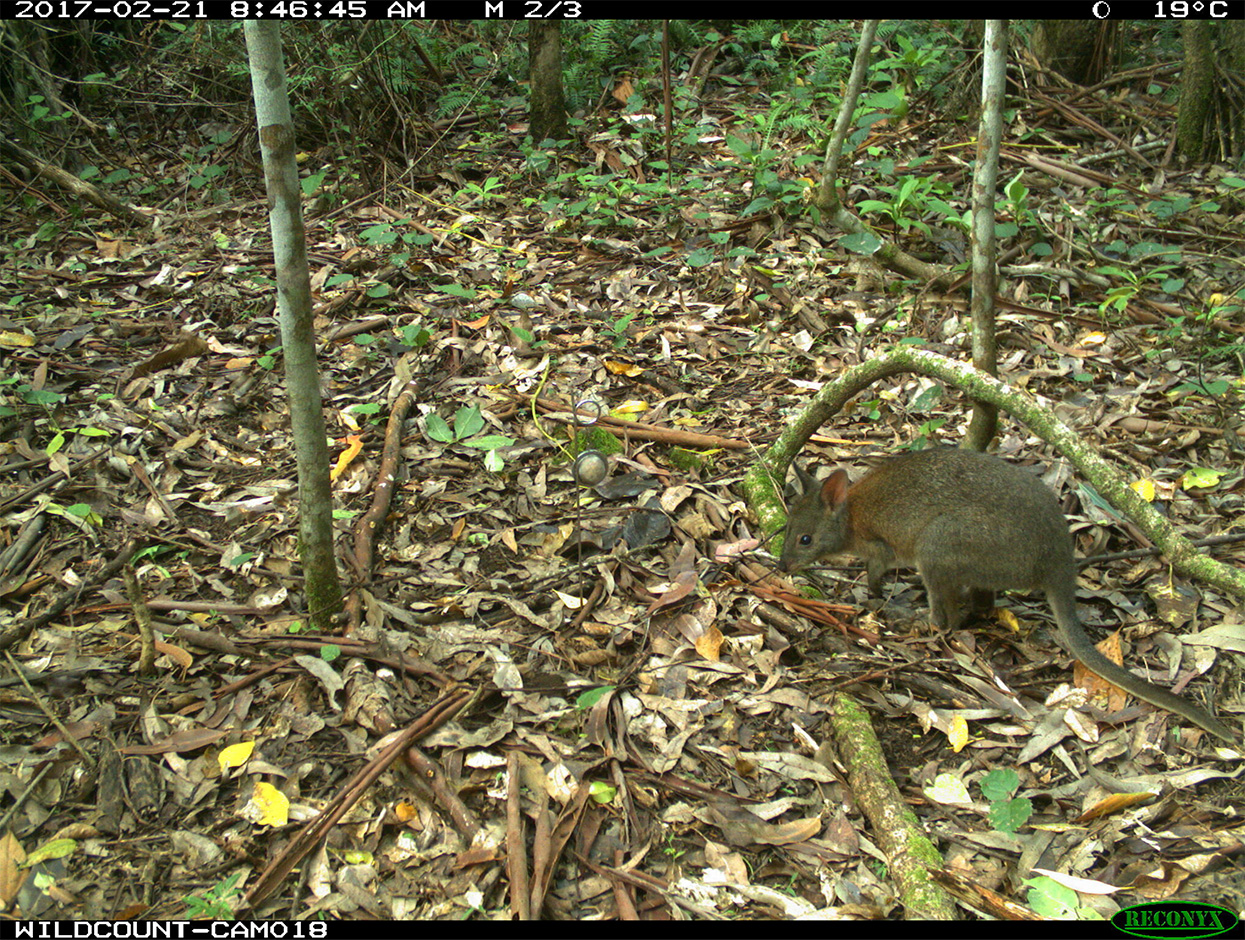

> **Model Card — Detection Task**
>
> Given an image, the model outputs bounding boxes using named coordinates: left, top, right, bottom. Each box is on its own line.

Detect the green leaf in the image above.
left=979, top=767, right=1020, bottom=801
left=855, top=199, right=891, bottom=214
left=425, top=413, right=453, bottom=443
left=839, top=231, right=883, bottom=256
left=301, top=171, right=327, bottom=196
left=989, top=797, right=1033, bottom=834
left=24, top=838, right=79, bottom=866
left=1024, top=876, right=1080, bottom=919
left=454, top=406, right=485, bottom=440
left=464, top=434, right=515, bottom=450
left=24, top=388, right=64, bottom=406
left=401, top=324, right=431, bottom=347
left=576, top=685, right=615, bottom=709
left=910, top=383, right=943, bottom=412
left=360, top=223, right=396, bottom=245
left=65, top=503, right=97, bottom=521
left=1181, top=467, right=1222, bottom=490
left=589, top=780, right=617, bottom=804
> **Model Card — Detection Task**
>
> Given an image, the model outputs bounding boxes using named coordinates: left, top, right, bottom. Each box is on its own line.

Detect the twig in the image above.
left=0, top=538, right=137, bottom=653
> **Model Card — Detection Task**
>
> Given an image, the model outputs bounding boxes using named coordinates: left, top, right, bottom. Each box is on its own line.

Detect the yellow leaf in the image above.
left=603, top=359, right=644, bottom=376
left=331, top=435, right=364, bottom=482
left=249, top=781, right=290, bottom=827
left=612, top=399, right=649, bottom=416
left=218, top=741, right=255, bottom=772
left=947, top=715, right=969, bottom=752
left=1130, top=478, right=1156, bottom=501
left=0, top=331, right=35, bottom=348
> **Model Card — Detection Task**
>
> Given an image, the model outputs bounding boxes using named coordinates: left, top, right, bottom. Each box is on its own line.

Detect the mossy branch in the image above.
left=829, top=692, right=958, bottom=920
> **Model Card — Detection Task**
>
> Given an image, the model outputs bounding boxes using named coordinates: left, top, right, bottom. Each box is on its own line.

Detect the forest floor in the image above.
left=1, top=35, right=1243, bottom=921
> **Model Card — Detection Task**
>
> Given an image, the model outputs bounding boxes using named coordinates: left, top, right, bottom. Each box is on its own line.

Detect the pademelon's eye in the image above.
left=800, top=535, right=811, bottom=545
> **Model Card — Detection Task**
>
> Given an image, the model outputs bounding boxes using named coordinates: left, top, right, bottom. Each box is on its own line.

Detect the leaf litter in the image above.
left=0, top=36, right=1243, bottom=921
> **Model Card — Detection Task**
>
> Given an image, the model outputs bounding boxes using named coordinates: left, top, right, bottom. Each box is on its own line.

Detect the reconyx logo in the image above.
left=1112, top=901, right=1239, bottom=939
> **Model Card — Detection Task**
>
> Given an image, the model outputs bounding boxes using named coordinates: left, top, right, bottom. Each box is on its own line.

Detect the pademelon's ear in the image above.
left=820, top=469, right=850, bottom=508
left=790, top=462, right=817, bottom=496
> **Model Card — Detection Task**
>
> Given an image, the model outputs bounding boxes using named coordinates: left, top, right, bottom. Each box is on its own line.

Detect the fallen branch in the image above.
left=828, top=692, right=958, bottom=919
left=241, top=686, right=473, bottom=912
left=1, top=137, right=152, bottom=228
left=517, top=393, right=750, bottom=450
left=345, top=370, right=421, bottom=631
